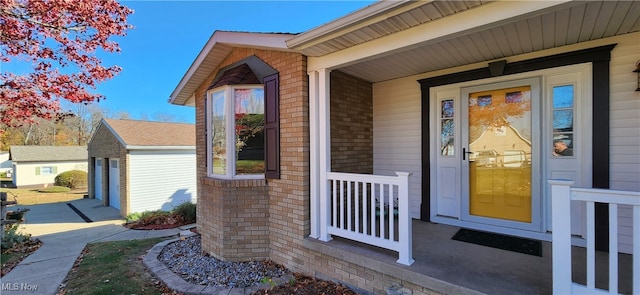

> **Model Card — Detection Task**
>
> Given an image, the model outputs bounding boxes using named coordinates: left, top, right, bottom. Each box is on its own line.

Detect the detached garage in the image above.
left=88, top=119, right=196, bottom=217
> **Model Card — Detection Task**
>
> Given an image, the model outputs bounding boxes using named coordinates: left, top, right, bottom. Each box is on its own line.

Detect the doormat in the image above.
left=451, top=229, right=542, bottom=257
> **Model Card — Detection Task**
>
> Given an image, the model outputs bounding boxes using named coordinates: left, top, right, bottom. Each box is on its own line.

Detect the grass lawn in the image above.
left=0, top=187, right=86, bottom=205
left=60, top=238, right=172, bottom=295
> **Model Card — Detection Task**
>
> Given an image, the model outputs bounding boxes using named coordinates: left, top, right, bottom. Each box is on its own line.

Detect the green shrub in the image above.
left=173, top=202, right=196, bottom=224
left=54, top=170, right=88, bottom=189
left=37, top=186, right=71, bottom=193
left=2, top=223, right=31, bottom=250
left=125, top=212, right=143, bottom=223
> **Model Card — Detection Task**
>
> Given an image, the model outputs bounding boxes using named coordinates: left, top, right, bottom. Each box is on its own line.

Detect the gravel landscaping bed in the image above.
left=158, top=235, right=289, bottom=288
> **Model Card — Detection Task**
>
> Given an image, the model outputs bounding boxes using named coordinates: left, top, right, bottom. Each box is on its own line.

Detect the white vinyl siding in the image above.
left=608, top=33, right=640, bottom=254
left=373, top=78, right=422, bottom=219
left=128, top=150, right=197, bottom=213
left=13, top=161, right=87, bottom=187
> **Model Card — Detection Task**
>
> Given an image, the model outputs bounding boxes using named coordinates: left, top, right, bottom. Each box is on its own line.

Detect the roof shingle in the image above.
left=103, top=119, right=195, bottom=147
left=9, top=146, right=87, bottom=162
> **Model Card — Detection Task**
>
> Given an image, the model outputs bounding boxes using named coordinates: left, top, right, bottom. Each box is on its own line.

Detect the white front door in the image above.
left=95, top=158, right=102, bottom=200
left=430, top=64, right=592, bottom=238
left=108, top=159, right=120, bottom=209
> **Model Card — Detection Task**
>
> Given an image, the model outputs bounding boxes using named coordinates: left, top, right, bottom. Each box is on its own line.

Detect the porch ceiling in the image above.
left=294, top=0, right=640, bottom=83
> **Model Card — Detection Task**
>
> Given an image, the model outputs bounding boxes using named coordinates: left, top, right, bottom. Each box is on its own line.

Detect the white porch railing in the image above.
left=324, top=172, right=414, bottom=265
left=550, top=180, right=640, bottom=295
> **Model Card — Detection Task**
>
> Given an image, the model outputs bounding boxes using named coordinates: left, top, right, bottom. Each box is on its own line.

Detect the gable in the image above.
left=88, top=122, right=125, bottom=156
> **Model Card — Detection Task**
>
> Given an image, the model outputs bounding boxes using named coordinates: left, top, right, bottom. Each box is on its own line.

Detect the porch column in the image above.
left=309, top=70, right=320, bottom=239
left=309, top=68, right=332, bottom=242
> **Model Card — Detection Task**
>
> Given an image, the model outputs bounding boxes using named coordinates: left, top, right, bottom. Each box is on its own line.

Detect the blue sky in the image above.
left=76, top=1, right=375, bottom=123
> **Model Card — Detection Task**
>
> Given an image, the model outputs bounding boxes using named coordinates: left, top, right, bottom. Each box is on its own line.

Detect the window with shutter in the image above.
left=204, top=59, right=279, bottom=180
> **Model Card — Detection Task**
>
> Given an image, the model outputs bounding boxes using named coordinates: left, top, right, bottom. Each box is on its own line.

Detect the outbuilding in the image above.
left=8, top=146, right=87, bottom=189
left=87, top=119, right=196, bottom=217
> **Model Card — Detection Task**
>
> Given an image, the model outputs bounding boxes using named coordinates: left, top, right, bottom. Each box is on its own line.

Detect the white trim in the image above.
left=125, top=146, right=195, bottom=150
left=429, top=64, right=593, bottom=238
left=95, top=119, right=127, bottom=148
left=170, top=31, right=294, bottom=105
left=318, top=68, right=332, bottom=242
left=286, top=0, right=416, bottom=50
left=306, top=0, right=571, bottom=72
left=309, top=70, right=320, bottom=239
left=205, top=84, right=266, bottom=180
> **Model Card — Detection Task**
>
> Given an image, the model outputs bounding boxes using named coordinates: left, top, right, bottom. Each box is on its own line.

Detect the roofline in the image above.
left=99, top=119, right=128, bottom=148
left=10, top=159, right=87, bottom=163
left=169, top=31, right=296, bottom=106
left=286, top=0, right=423, bottom=51
left=126, top=146, right=196, bottom=151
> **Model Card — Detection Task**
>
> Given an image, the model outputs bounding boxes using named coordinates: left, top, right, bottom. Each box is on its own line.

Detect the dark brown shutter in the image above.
left=264, top=73, right=280, bottom=179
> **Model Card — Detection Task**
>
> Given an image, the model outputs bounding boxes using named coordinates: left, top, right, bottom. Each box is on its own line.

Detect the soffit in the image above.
left=289, top=0, right=489, bottom=56
left=297, top=1, right=640, bottom=83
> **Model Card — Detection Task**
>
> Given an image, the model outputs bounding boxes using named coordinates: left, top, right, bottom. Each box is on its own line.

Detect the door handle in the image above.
left=463, top=148, right=473, bottom=160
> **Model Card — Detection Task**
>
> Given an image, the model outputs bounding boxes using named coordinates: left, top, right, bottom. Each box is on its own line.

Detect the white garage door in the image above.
left=108, top=159, right=120, bottom=209
left=95, top=158, right=102, bottom=200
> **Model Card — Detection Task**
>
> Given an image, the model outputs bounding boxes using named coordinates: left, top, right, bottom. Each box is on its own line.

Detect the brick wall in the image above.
left=192, top=48, right=429, bottom=293
left=330, top=70, right=373, bottom=174
left=193, top=48, right=310, bottom=262
left=87, top=123, right=129, bottom=216
left=199, top=177, right=269, bottom=261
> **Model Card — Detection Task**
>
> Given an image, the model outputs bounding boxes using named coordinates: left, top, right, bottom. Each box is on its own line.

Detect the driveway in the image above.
left=0, top=199, right=181, bottom=295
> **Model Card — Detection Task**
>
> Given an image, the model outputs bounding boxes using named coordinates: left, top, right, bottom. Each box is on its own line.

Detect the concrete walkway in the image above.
left=0, top=199, right=182, bottom=295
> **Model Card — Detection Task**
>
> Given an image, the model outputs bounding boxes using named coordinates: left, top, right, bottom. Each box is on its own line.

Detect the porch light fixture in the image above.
left=634, top=61, right=640, bottom=91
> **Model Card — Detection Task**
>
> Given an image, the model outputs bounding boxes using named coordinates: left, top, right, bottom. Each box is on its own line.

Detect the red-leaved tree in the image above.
left=0, top=0, right=133, bottom=128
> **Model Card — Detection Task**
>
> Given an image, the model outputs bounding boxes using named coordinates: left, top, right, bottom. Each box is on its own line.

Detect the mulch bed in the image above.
left=124, top=213, right=191, bottom=230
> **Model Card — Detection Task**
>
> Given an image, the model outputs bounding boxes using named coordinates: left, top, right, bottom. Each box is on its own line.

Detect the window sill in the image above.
left=201, top=176, right=266, bottom=188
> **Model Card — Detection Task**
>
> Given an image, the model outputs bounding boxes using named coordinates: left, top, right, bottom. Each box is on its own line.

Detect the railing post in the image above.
left=549, top=179, right=574, bottom=295
left=396, top=172, right=414, bottom=266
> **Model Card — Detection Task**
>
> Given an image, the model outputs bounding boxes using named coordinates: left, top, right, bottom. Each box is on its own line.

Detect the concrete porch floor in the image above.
left=305, top=220, right=634, bottom=294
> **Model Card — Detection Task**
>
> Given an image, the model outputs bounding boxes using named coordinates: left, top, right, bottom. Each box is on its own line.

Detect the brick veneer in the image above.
left=199, top=177, right=269, bottom=261
left=193, top=48, right=310, bottom=262
left=87, top=124, right=129, bottom=216
left=330, top=70, right=373, bottom=174
left=193, top=48, right=434, bottom=293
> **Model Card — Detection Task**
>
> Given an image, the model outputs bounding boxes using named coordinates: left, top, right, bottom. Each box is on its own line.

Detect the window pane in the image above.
left=41, top=167, right=52, bottom=175
left=234, top=88, right=265, bottom=175
left=552, top=85, right=574, bottom=157
left=441, top=100, right=455, bottom=156
left=553, top=109, right=573, bottom=131
left=441, top=118, right=454, bottom=156
left=211, top=90, right=226, bottom=175
left=553, top=85, right=574, bottom=108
